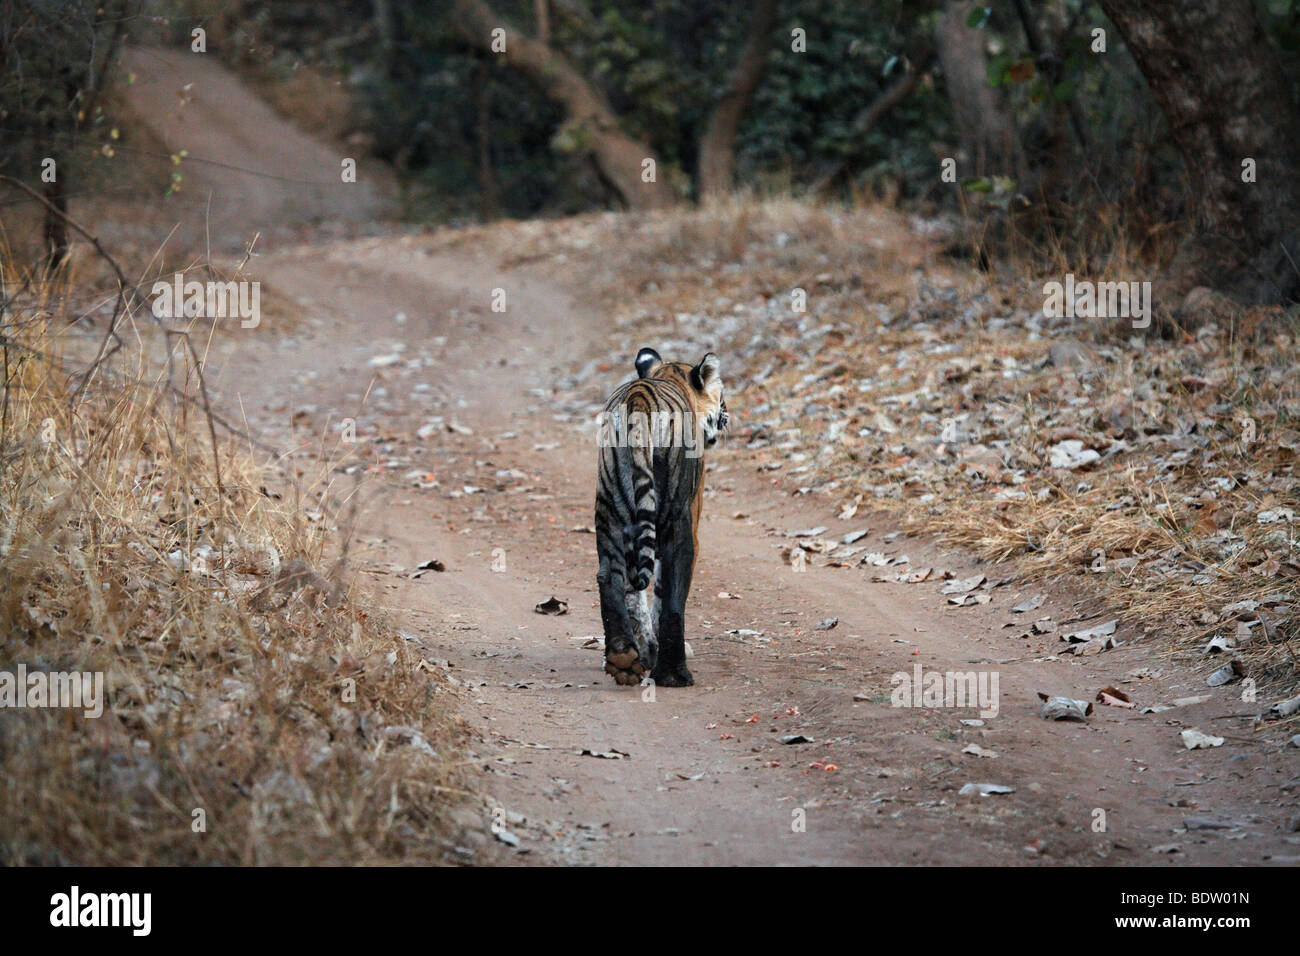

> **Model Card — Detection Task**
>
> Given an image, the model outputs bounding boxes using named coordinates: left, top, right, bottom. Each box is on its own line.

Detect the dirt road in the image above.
left=123, top=49, right=1299, bottom=865
left=194, top=237, right=1296, bottom=865
left=118, top=45, right=395, bottom=252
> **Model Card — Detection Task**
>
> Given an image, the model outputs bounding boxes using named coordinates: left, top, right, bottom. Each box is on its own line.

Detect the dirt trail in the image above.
left=200, top=238, right=1298, bottom=866
left=118, top=46, right=395, bottom=252
left=123, top=51, right=1298, bottom=865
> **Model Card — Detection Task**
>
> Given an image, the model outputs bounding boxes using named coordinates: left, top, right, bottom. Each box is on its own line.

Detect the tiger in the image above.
left=594, top=347, right=728, bottom=687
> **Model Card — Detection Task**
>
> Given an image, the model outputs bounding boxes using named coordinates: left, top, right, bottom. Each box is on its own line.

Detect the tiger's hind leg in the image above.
left=597, top=529, right=646, bottom=685
left=650, top=521, right=695, bottom=687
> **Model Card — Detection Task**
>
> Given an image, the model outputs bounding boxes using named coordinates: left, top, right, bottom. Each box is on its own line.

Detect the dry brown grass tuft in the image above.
left=0, top=254, right=470, bottom=865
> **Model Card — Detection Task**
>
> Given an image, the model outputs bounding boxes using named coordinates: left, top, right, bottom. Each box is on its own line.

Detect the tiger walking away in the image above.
left=594, top=347, right=728, bottom=687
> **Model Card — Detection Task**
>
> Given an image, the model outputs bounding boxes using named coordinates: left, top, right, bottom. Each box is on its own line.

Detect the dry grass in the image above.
left=0, top=253, right=471, bottom=865
left=911, top=326, right=1300, bottom=684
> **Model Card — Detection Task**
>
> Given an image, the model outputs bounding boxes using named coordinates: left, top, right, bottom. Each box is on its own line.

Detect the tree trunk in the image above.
left=1095, top=0, right=1300, bottom=307
left=934, top=1, right=1024, bottom=182
left=452, top=0, right=675, bottom=210
left=43, top=161, right=69, bottom=270
left=374, top=0, right=397, bottom=62
left=533, top=0, right=550, bottom=45
left=472, top=54, right=501, bottom=219
left=1010, top=0, right=1087, bottom=151
left=697, top=0, right=778, bottom=200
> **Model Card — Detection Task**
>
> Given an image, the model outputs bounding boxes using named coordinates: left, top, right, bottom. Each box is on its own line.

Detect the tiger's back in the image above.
left=596, top=373, right=703, bottom=590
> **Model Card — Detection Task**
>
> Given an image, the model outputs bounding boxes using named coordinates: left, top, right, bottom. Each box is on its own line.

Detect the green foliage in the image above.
left=0, top=1, right=127, bottom=179
left=1256, top=0, right=1300, bottom=53
left=739, top=0, right=948, bottom=192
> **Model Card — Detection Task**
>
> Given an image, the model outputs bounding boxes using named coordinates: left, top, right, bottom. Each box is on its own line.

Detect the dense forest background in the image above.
left=137, top=0, right=1167, bottom=218
left=4, top=0, right=1300, bottom=311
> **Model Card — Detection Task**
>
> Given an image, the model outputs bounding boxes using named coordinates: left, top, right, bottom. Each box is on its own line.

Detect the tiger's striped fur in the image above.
left=595, top=347, right=728, bottom=687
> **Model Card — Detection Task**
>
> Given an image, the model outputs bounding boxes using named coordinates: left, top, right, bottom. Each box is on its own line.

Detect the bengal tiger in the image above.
left=594, top=347, right=728, bottom=687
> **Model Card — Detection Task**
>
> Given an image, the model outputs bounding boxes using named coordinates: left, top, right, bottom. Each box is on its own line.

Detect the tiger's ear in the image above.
left=691, top=352, right=721, bottom=392
left=635, top=347, right=662, bottom=378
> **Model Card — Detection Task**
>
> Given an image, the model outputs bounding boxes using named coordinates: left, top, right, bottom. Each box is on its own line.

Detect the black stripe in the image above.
left=600, top=455, right=635, bottom=517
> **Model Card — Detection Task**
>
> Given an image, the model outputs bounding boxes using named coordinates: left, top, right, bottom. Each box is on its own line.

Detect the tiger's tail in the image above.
left=624, top=441, right=656, bottom=592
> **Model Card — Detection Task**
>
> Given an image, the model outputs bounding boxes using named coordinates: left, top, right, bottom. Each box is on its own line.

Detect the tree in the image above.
left=934, top=1, right=1024, bottom=184
left=451, top=0, right=676, bottom=209
left=0, top=0, right=130, bottom=268
left=1095, top=0, right=1300, bottom=308
left=696, top=0, right=778, bottom=200
left=0, top=0, right=130, bottom=265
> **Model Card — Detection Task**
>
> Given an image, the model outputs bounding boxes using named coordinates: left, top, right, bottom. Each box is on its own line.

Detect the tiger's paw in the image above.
left=604, top=642, right=647, bottom=686
left=650, top=663, right=694, bottom=687
left=603, top=659, right=647, bottom=685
